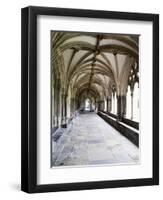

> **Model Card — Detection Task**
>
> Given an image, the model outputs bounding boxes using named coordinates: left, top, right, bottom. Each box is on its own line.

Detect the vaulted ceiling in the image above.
left=51, top=32, right=139, bottom=101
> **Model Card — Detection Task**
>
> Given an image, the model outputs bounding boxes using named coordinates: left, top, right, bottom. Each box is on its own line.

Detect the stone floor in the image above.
left=52, top=112, right=139, bottom=167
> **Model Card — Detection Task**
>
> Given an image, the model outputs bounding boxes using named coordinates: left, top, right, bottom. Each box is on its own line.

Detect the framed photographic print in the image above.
left=21, top=6, right=159, bottom=193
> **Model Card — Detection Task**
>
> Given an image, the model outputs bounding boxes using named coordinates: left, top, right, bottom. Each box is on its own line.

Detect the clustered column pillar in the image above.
left=113, top=93, right=115, bottom=114
left=56, top=78, right=60, bottom=127
left=61, top=89, right=65, bottom=125
left=98, top=101, right=100, bottom=111
left=64, top=94, right=67, bottom=127
left=53, top=83, right=56, bottom=127
left=108, top=98, right=111, bottom=112
left=106, top=98, right=109, bottom=112
left=60, top=88, right=68, bottom=128
left=121, top=95, right=126, bottom=118
left=102, top=100, right=105, bottom=111
left=70, top=97, right=76, bottom=117
left=117, top=95, right=121, bottom=120
left=116, top=95, right=126, bottom=121
left=98, top=101, right=103, bottom=111
left=131, top=90, right=133, bottom=120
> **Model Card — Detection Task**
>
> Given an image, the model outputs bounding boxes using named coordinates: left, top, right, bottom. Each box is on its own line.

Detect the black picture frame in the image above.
left=21, top=6, right=159, bottom=193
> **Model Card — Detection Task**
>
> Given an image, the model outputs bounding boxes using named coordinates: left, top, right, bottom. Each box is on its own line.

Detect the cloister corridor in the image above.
left=51, top=32, right=140, bottom=167
left=52, top=112, right=139, bottom=167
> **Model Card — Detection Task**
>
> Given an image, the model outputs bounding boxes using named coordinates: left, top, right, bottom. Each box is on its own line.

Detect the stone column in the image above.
left=61, top=91, right=65, bottom=124
left=56, top=78, right=60, bottom=127
left=64, top=94, right=67, bottom=126
left=110, top=97, right=113, bottom=113
left=102, top=100, right=104, bottom=111
left=108, top=98, right=111, bottom=112
left=121, top=95, right=126, bottom=118
left=98, top=101, right=101, bottom=111
left=53, top=83, right=56, bottom=127
left=117, top=95, right=121, bottom=120
left=113, top=93, right=115, bottom=114
left=116, top=95, right=126, bottom=121
left=131, top=91, right=133, bottom=120
left=70, top=97, right=76, bottom=117
left=106, top=98, right=109, bottom=112
left=70, top=97, right=73, bottom=113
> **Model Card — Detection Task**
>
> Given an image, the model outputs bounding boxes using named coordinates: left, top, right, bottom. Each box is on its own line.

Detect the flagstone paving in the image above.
left=52, top=112, right=139, bottom=167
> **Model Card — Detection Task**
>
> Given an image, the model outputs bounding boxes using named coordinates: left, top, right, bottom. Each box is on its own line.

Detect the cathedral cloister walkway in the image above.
left=52, top=112, right=139, bottom=167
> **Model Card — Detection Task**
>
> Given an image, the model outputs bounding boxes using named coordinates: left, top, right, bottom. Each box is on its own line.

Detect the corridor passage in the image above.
left=52, top=112, right=139, bottom=167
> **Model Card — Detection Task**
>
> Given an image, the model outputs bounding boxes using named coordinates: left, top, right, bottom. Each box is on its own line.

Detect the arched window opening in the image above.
left=104, top=99, right=107, bottom=112
left=126, top=63, right=139, bottom=121
left=133, top=82, right=139, bottom=122
left=115, top=92, right=117, bottom=115
left=111, top=92, right=114, bottom=113
left=111, top=92, right=117, bottom=115
left=126, top=85, right=131, bottom=119
left=85, top=98, right=91, bottom=111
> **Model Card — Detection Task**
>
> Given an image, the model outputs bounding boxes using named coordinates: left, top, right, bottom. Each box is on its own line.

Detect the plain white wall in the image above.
left=0, top=0, right=162, bottom=199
